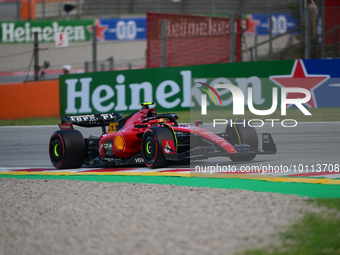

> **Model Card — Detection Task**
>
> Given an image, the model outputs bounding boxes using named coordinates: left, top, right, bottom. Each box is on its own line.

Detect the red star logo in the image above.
left=87, top=19, right=108, bottom=41
left=270, top=60, right=329, bottom=108
left=245, top=15, right=259, bottom=36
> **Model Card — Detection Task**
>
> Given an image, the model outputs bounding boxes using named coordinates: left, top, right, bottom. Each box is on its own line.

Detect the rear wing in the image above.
left=61, top=113, right=123, bottom=128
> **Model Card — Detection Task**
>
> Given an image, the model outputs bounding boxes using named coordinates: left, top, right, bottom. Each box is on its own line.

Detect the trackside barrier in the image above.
left=59, top=59, right=340, bottom=116
left=1, top=59, right=340, bottom=120
left=0, top=80, right=59, bottom=120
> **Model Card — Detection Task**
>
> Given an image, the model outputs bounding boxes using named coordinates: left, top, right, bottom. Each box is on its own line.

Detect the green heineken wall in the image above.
left=0, top=20, right=94, bottom=43
left=59, top=60, right=295, bottom=116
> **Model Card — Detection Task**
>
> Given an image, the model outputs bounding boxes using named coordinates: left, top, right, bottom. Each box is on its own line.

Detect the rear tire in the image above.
left=228, top=122, right=258, bottom=162
left=49, top=130, right=86, bottom=169
left=141, top=127, right=172, bottom=168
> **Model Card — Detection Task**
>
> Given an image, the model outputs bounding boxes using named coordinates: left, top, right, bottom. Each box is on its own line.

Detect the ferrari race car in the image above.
left=49, top=102, right=277, bottom=169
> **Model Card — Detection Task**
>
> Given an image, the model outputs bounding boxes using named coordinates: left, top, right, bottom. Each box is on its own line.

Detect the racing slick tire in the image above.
left=141, top=127, right=172, bottom=168
left=49, top=130, right=86, bottom=169
left=227, top=122, right=258, bottom=162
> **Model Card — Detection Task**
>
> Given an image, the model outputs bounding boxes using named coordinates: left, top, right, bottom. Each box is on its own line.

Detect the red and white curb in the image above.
left=0, top=167, right=340, bottom=178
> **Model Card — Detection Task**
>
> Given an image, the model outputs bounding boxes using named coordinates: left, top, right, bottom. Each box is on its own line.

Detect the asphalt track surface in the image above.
left=0, top=123, right=339, bottom=255
left=0, top=122, right=339, bottom=170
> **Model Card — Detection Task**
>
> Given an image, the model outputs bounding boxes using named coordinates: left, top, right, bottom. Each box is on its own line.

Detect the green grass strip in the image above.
left=307, top=197, right=340, bottom=211
left=1, top=175, right=340, bottom=198
left=242, top=211, right=340, bottom=255
left=242, top=197, right=340, bottom=255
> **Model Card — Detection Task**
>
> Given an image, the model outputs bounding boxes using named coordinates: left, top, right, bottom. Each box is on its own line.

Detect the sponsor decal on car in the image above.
left=108, top=122, right=119, bottom=133
left=134, top=157, right=144, bottom=163
left=104, top=139, right=114, bottom=156
left=114, top=134, right=125, bottom=151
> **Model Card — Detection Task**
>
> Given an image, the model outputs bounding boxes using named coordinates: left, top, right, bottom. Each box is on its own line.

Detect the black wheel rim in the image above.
left=50, top=137, right=63, bottom=166
left=143, top=135, right=156, bottom=164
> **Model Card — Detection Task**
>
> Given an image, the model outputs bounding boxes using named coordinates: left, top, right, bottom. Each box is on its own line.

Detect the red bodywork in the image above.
left=96, top=107, right=237, bottom=161
left=54, top=104, right=277, bottom=169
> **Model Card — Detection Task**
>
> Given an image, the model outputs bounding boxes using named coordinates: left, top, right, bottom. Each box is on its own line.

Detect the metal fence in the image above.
left=81, top=0, right=293, bottom=18
left=1, top=0, right=340, bottom=82
left=146, top=13, right=245, bottom=68
left=1, top=0, right=294, bottom=21
left=242, top=3, right=340, bottom=62
left=0, top=0, right=82, bottom=21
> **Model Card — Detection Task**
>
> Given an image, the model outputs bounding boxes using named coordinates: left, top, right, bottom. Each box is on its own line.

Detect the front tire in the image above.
left=227, top=122, right=258, bottom=162
left=49, top=130, right=86, bottom=169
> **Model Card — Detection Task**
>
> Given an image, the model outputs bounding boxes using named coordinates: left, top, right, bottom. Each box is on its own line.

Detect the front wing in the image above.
left=164, top=133, right=277, bottom=161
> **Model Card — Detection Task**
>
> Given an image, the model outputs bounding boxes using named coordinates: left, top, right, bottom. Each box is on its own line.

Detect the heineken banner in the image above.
left=0, top=18, right=146, bottom=43
left=0, top=20, right=94, bottom=43
left=59, top=59, right=340, bottom=116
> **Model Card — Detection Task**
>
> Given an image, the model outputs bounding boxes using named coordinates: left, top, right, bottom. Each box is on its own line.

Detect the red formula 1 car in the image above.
left=49, top=102, right=276, bottom=169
